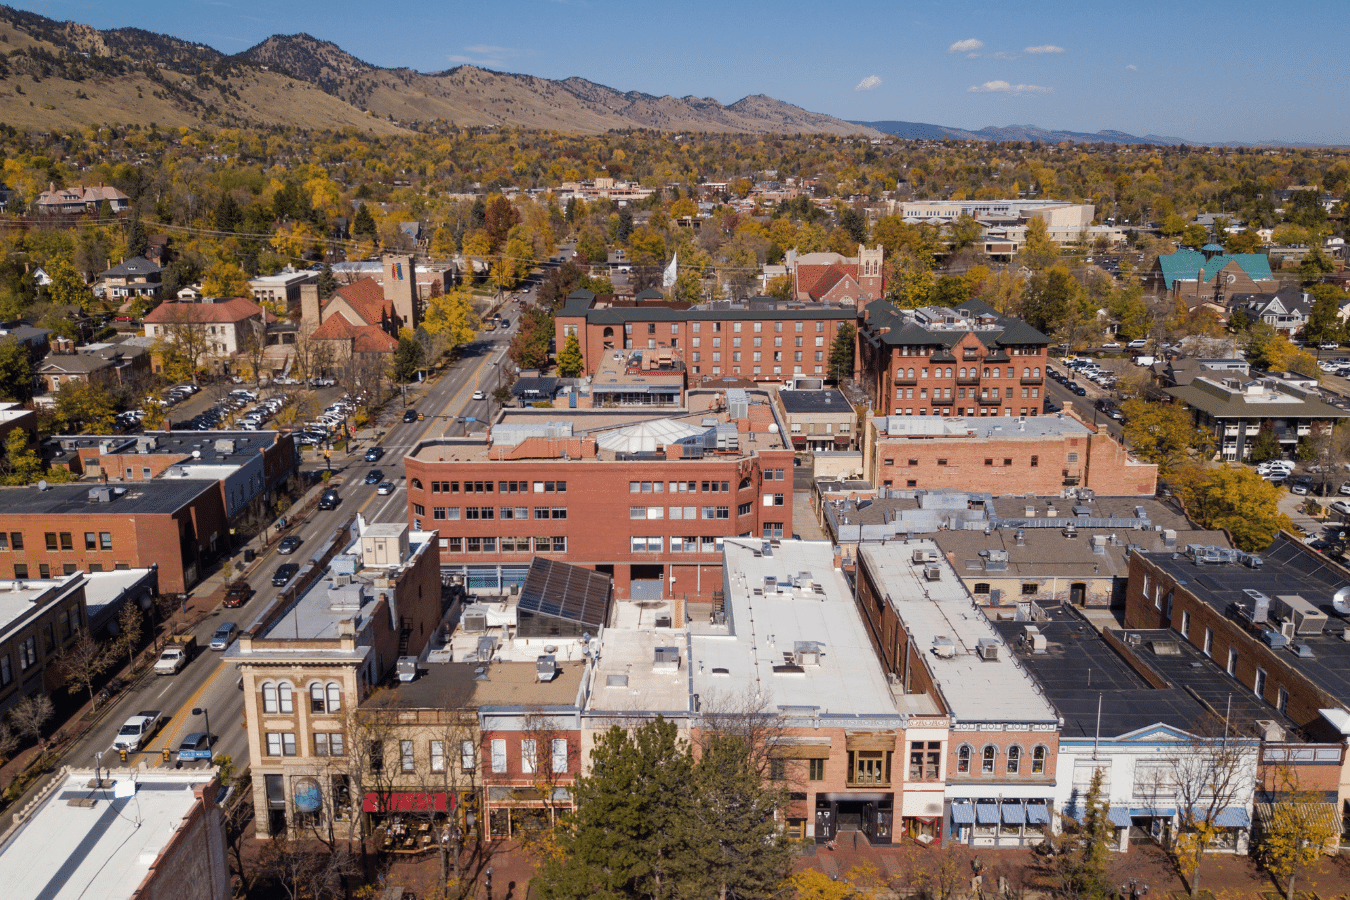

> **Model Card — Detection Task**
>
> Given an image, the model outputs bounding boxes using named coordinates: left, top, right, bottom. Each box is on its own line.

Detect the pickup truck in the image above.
left=113, top=710, right=164, bottom=752
left=154, top=634, right=197, bottom=675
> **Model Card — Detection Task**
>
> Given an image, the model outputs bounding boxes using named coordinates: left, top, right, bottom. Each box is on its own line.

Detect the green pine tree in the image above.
left=317, top=262, right=337, bottom=300
left=353, top=203, right=378, bottom=241
left=828, top=322, right=855, bottom=383
left=556, top=332, right=584, bottom=377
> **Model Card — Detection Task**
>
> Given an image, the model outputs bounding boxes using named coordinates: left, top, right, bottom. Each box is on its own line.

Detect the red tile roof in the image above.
left=796, top=263, right=851, bottom=300
left=310, top=312, right=397, bottom=353
left=142, top=297, right=265, bottom=324
left=327, top=277, right=391, bottom=326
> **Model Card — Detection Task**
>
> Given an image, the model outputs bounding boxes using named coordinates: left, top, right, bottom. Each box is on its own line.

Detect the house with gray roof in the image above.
left=1166, top=375, right=1350, bottom=461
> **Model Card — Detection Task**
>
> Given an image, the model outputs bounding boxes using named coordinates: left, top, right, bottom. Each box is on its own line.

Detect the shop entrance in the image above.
left=815, top=793, right=894, bottom=844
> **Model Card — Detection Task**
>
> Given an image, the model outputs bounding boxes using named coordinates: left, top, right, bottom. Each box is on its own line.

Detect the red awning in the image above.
left=363, top=792, right=451, bottom=813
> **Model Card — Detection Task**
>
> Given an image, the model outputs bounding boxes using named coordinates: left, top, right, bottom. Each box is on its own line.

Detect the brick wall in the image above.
left=134, top=778, right=229, bottom=900
left=867, top=331, right=1049, bottom=418
left=872, top=434, right=1084, bottom=494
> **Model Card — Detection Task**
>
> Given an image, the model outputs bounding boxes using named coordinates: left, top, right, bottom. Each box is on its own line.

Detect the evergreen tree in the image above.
left=353, top=203, right=378, bottom=242
left=838, top=207, right=867, bottom=245
left=317, top=262, right=338, bottom=300
left=393, top=336, right=425, bottom=383
left=126, top=213, right=148, bottom=259
left=214, top=193, right=242, bottom=234
left=1041, top=767, right=1114, bottom=900
left=556, top=332, right=584, bottom=377
left=828, top=322, right=855, bottom=382
left=616, top=208, right=633, bottom=244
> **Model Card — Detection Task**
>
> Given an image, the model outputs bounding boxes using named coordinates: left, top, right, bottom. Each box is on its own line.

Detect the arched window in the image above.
left=1023, top=367, right=1030, bottom=378
left=278, top=681, right=294, bottom=714
left=946, top=367, right=953, bottom=378
left=983, top=367, right=991, bottom=378
left=1034, top=367, right=1041, bottom=377
left=982, top=745, right=997, bottom=774
left=1007, top=745, right=1022, bottom=774
left=411, top=478, right=422, bottom=490
left=959, top=367, right=967, bottom=378
left=326, top=683, right=341, bottom=712
left=603, top=326, right=615, bottom=338
left=310, top=682, right=325, bottom=713
left=908, top=368, right=915, bottom=378
left=1032, top=745, right=1047, bottom=774
left=957, top=744, right=972, bottom=774
left=262, top=682, right=278, bottom=714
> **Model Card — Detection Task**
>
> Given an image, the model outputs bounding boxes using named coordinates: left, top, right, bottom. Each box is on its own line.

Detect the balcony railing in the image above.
left=978, top=395, right=1003, bottom=406
left=894, top=375, right=918, bottom=385
left=956, top=375, right=980, bottom=385
left=1021, top=376, right=1043, bottom=385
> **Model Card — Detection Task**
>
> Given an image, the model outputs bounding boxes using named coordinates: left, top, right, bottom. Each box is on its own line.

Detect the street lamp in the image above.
left=192, top=707, right=213, bottom=761
left=1120, top=878, right=1148, bottom=900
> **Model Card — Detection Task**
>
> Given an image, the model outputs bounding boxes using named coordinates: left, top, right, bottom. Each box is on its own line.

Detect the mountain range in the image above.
left=853, top=120, right=1192, bottom=146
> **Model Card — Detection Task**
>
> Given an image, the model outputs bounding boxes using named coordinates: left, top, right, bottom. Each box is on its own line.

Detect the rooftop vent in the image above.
left=1149, top=640, right=1181, bottom=656
left=463, top=612, right=487, bottom=634
left=1291, top=643, right=1315, bottom=659
left=1261, top=630, right=1289, bottom=649
left=88, top=486, right=113, bottom=503
left=536, top=654, right=558, bottom=682
left=1332, top=586, right=1350, bottom=618
left=472, top=666, right=490, bottom=682
left=976, top=638, right=1001, bottom=660
left=606, top=674, right=629, bottom=688
left=653, top=646, right=681, bottom=673
left=793, top=641, right=822, bottom=667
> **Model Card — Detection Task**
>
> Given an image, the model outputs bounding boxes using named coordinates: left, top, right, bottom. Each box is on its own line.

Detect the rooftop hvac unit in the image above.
left=1291, top=643, right=1315, bottom=659
left=794, top=641, right=822, bottom=666
left=654, top=615, right=672, bottom=629
left=1023, top=626, right=1048, bottom=654
left=1274, top=594, right=1329, bottom=635
left=463, top=612, right=487, bottom=634
left=932, top=636, right=956, bottom=658
left=1244, top=589, right=1272, bottom=624
left=976, top=638, right=1001, bottom=660
left=536, top=654, right=558, bottom=682
left=1261, top=629, right=1289, bottom=649
left=728, top=394, right=749, bottom=420
left=653, top=646, right=681, bottom=673
left=923, top=565, right=942, bottom=582
left=912, top=548, right=939, bottom=564
left=475, top=635, right=498, bottom=661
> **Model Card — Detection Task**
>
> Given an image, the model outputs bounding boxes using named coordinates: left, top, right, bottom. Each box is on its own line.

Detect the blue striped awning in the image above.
left=1026, top=803, right=1050, bottom=825
left=951, top=803, right=975, bottom=824
left=1108, top=807, right=1132, bottom=827
left=1191, top=806, right=1251, bottom=828
left=976, top=803, right=1000, bottom=825
left=1002, top=803, right=1025, bottom=825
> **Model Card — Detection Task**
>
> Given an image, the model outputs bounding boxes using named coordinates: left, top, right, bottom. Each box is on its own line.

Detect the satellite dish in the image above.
left=1333, top=586, right=1350, bottom=617
left=37, top=480, right=47, bottom=491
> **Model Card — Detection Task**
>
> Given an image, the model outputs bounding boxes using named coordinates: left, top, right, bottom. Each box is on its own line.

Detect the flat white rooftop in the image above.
left=0, top=769, right=211, bottom=900
left=0, top=575, right=78, bottom=639
left=858, top=540, right=1058, bottom=726
left=692, top=540, right=900, bottom=719
left=589, top=600, right=689, bottom=714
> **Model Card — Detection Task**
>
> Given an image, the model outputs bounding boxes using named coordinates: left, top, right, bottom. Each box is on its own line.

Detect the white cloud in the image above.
left=1126, top=64, right=1138, bottom=71
left=855, top=75, right=882, bottom=91
left=1024, top=45, right=1065, bottom=54
left=947, top=38, right=984, bottom=55
left=447, top=44, right=529, bottom=67
left=968, top=80, right=1053, bottom=96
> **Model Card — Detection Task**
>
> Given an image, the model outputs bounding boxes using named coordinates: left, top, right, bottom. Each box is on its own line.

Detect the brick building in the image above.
left=856, top=300, right=1051, bottom=418
left=1123, top=535, right=1350, bottom=828
left=0, top=769, right=228, bottom=900
left=774, top=388, right=856, bottom=452
left=0, top=573, right=91, bottom=717
left=229, top=521, right=444, bottom=838
left=1144, top=247, right=1277, bottom=301
left=38, top=341, right=150, bottom=393
left=0, top=481, right=228, bottom=593
left=790, top=246, right=885, bottom=304
left=553, top=293, right=855, bottom=386
left=854, top=540, right=1061, bottom=847
left=405, top=389, right=795, bottom=602
left=862, top=411, right=1158, bottom=496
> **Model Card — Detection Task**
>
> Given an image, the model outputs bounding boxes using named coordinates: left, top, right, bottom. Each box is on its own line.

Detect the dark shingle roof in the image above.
left=778, top=390, right=853, bottom=414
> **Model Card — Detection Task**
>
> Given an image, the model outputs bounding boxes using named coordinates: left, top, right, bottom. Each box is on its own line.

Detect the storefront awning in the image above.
left=363, top=792, right=450, bottom=814
left=1130, top=807, right=1176, bottom=818
left=1001, top=803, right=1025, bottom=825
left=1255, top=801, right=1340, bottom=836
left=1026, top=803, right=1050, bottom=825
left=1108, top=808, right=1132, bottom=827
left=951, top=803, right=975, bottom=824
left=976, top=803, right=999, bottom=825
left=1191, top=806, right=1250, bottom=828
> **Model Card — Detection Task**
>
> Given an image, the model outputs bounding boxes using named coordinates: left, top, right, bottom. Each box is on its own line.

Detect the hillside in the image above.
left=855, top=119, right=1192, bottom=146
left=0, top=7, right=876, bottom=136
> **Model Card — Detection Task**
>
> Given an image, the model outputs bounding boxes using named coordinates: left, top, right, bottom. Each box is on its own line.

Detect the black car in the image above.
left=402, top=409, right=419, bottom=423
left=364, top=470, right=382, bottom=485
left=318, top=490, right=340, bottom=510
left=1071, top=384, right=1087, bottom=396
left=364, top=447, right=385, bottom=462
left=277, top=535, right=302, bottom=554
left=272, top=563, right=299, bottom=586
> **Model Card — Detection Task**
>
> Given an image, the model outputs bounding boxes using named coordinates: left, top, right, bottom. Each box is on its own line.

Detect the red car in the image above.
left=222, top=580, right=253, bottom=608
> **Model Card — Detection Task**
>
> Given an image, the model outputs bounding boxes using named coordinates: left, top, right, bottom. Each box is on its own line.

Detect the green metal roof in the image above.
left=1156, top=248, right=1274, bottom=289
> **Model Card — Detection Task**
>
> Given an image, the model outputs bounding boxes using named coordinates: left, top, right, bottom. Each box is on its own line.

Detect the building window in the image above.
left=491, top=739, right=507, bottom=773
left=957, top=744, right=972, bottom=774
left=0, top=656, right=10, bottom=686
left=44, top=533, right=56, bottom=551
left=808, top=758, right=825, bottom=781
left=847, top=750, right=890, bottom=786
left=521, top=739, right=537, bottom=774
left=1227, top=646, right=1238, bottom=676
left=973, top=583, right=990, bottom=595
left=1006, top=745, right=1021, bottom=774
left=552, top=738, right=568, bottom=773
left=278, top=682, right=294, bottom=713
left=1180, top=611, right=1190, bottom=638
left=981, top=745, right=997, bottom=774
left=18, top=637, right=35, bottom=670
left=1032, top=745, right=1047, bottom=774
left=1254, top=667, right=1266, bottom=698
left=1203, top=627, right=1213, bottom=657
left=910, top=741, right=941, bottom=780
left=262, top=682, right=278, bottom=713
left=84, top=532, right=96, bottom=551
left=769, top=758, right=786, bottom=780
left=1021, top=582, right=1038, bottom=595
left=1277, top=686, right=1288, bottom=713
left=310, top=682, right=326, bottom=713
left=462, top=740, right=476, bottom=773
left=1030, top=455, right=1038, bottom=467
left=267, top=733, right=297, bottom=757
left=401, top=740, right=415, bottom=773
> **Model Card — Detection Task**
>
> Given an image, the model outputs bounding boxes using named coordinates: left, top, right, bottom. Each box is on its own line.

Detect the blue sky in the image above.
left=14, top=0, right=1350, bottom=145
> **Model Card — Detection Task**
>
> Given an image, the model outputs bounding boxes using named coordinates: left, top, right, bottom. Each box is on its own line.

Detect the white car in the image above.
left=472, top=390, right=486, bottom=401
left=1331, top=500, right=1350, bottom=517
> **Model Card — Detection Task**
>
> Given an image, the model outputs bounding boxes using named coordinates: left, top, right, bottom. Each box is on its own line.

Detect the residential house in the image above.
left=35, top=183, right=130, bottom=216
left=100, top=256, right=163, bottom=300
left=38, top=341, right=150, bottom=393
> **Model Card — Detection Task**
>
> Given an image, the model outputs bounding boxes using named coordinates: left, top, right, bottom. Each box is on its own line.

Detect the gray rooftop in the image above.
left=0, top=480, right=216, bottom=516
left=878, top=414, right=1090, bottom=440
left=777, top=389, right=853, bottom=415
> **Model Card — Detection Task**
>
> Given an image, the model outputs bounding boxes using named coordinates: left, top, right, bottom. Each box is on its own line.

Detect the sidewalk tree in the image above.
left=1167, top=725, right=1257, bottom=897
left=1038, top=766, right=1115, bottom=900
left=788, top=863, right=886, bottom=900
left=60, top=628, right=111, bottom=705
left=9, top=693, right=53, bottom=748
left=1172, top=465, right=1295, bottom=551
left=1258, top=768, right=1338, bottom=900
left=117, top=601, right=143, bottom=672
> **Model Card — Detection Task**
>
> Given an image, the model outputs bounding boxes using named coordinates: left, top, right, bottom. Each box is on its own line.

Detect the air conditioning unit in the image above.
left=924, top=565, right=942, bottom=582
left=977, top=638, right=1001, bottom=660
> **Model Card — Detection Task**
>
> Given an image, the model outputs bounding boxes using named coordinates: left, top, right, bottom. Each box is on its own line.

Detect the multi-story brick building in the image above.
left=0, top=481, right=228, bottom=593
left=1123, top=535, right=1350, bottom=826
left=854, top=540, right=1061, bottom=847
left=862, top=411, right=1158, bottom=496
left=856, top=300, right=1051, bottom=418
left=405, top=389, right=795, bottom=602
left=774, top=388, right=856, bottom=452
left=0, top=573, right=91, bottom=717
left=229, top=521, right=443, bottom=838
left=554, top=293, right=855, bottom=386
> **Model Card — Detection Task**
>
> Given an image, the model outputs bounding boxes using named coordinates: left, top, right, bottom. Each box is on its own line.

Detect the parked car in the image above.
left=277, top=535, right=302, bottom=554
left=1332, top=499, right=1350, bottom=517
left=210, top=622, right=239, bottom=651
left=1127, top=339, right=1148, bottom=349
left=273, top=562, right=299, bottom=587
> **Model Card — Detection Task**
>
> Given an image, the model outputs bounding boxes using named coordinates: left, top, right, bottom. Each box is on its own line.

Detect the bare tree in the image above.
left=151, top=304, right=213, bottom=384
left=238, top=319, right=270, bottom=388
left=9, top=694, right=54, bottom=748
left=0, top=721, right=18, bottom=763
left=60, top=628, right=111, bottom=705
left=692, top=684, right=791, bottom=779
left=116, top=601, right=144, bottom=673
left=1166, top=720, right=1258, bottom=897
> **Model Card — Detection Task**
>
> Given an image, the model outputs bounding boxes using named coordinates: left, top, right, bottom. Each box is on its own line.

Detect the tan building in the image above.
left=229, top=520, right=443, bottom=838
left=774, top=388, right=856, bottom=451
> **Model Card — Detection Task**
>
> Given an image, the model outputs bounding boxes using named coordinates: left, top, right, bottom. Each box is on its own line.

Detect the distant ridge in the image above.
left=854, top=119, right=1348, bottom=149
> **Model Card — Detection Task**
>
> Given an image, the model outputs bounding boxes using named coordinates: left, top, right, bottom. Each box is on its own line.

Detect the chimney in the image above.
left=300, top=284, right=321, bottom=329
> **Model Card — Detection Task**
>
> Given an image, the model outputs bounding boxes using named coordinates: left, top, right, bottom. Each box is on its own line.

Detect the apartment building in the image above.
left=856, top=300, right=1051, bottom=418
left=774, top=389, right=856, bottom=452
left=1165, top=376, right=1349, bottom=461
left=863, top=412, right=1158, bottom=496
left=405, top=390, right=795, bottom=602
left=554, top=293, right=855, bottom=386
left=229, top=520, right=443, bottom=838
left=142, top=297, right=269, bottom=363
left=854, top=540, right=1061, bottom=848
